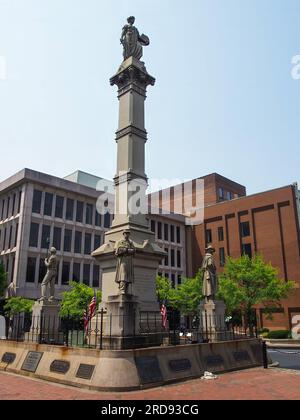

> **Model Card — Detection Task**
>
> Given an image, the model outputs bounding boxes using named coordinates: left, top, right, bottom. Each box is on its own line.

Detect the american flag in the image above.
left=84, top=292, right=97, bottom=332
left=160, top=304, right=168, bottom=329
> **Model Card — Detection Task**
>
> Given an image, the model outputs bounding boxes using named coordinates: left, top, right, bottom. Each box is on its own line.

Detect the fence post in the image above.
left=100, top=309, right=104, bottom=350
left=262, top=340, right=268, bottom=369
left=65, top=312, right=69, bottom=347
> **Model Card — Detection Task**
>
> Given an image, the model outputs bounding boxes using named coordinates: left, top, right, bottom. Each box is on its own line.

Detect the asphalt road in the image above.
left=268, top=349, right=300, bottom=371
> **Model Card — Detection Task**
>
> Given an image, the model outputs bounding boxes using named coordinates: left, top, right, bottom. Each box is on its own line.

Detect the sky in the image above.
left=0, top=0, right=299, bottom=194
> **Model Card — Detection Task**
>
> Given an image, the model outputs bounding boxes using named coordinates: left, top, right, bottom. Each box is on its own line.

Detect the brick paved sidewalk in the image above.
left=0, top=368, right=299, bottom=400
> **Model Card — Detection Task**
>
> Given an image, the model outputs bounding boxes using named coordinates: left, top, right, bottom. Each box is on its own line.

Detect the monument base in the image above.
left=199, top=300, right=227, bottom=342
left=26, top=300, right=62, bottom=344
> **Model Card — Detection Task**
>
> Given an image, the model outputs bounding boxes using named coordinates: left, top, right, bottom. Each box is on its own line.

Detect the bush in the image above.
left=266, top=330, right=290, bottom=339
left=259, top=328, right=270, bottom=334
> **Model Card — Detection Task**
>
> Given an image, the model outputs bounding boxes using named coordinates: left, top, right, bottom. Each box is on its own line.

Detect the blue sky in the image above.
left=0, top=0, right=299, bottom=194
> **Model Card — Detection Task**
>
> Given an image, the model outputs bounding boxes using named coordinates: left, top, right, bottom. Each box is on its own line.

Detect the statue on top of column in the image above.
left=39, top=247, right=58, bottom=302
left=120, top=16, right=150, bottom=61
left=202, top=245, right=218, bottom=303
left=115, top=230, right=135, bottom=295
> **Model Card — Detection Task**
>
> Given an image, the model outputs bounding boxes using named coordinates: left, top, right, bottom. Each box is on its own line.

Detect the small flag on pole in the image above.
left=84, top=292, right=97, bottom=332
left=160, top=303, right=168, bottom=329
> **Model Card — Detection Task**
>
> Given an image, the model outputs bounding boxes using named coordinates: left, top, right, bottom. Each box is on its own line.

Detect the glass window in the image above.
left=17, top=191, right=22, bottom=214
left=164, top=224, right=169, bottom=241
left=66, top=198, right=74, bottom=221
left=32, top=190, right=42, bottom=214
left=29, top=223, right=39, bottom=247
left=171, top=249, right=175, bottom=267
left=242, top=243, right=252, bottom=258
left=2, top=228, right=7, bottom=250
left=104, top=212, right=111, bottom=228
left=157, top=222, right=162, bottom=239
left=39, top=258, right=47, bottom=283
left=205, top=229, right=212, bottom=244
left=64, top=229, right=72, bottom=252
left=171, top=273, right=176, bottom=288
left=8, top=225, right=13, bottom=249
left=151, top=220, right=156, bottom=233
left=177, top=250, right=181, bottom=268
left=219, top=247, right=226, bottom=267
left=26, top=257, right=36, bottom=283
left=6, top=197, right=10, bottom=219
left=14, top=223, right=19, bottom=248
left=76, top=201, right=84, bottom=223
left=93, top=265, right=100, bottom=288
left=95, top=210, right=101, bottom=227
left=218, top=227, right=224, bottom=242
left=164, top=248, right=169, bottom=266
left=44, top=192, right=53, bottom=216
left=74, top=231, right=82, bottom=254
left=12, top=194, right=16, bottom=216
left=176, top=226, right=181, bottom=244
left=41, top=225, right=51, bottom=249
left=73, top=262, right=81, bottom=283
left=0, top=200, right=4, bottom=220
left=177, top=275, right=182, bottom=285
left=218, top=187, right=224, bottom=201
left=170, top=225, right=175, bottom=242
left=86, top=203, right=93, bottom=225
left=240, top=221, right=251, bottom=237
left=84, top=233, right=92, bottom=255
left=62, top=262, right=70, bottom=285
left=53, top=227, right=62, bottom=251
left=83, top=264, right=90, bottom=285
left=55, top=196, right=64, bottom=219
left=94, top=234, right=101, bottom=250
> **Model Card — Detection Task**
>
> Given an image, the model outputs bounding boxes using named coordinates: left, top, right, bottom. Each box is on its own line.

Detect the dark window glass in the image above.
left=76, top=201, right=84, bottom=223
left=26, top=257, right=36, bottom=283
left=93, top=265, right=100, bottom=288
left=218, top=227, right=224, bottom=242
left=64, top=229, right=72, bottom=252
left=29, top=223, right=39, bottom=247
left=170, top=225, right=175, bottom=242
left=157, top=222, right=162, bottom=239
left=12, top=194, right=16, bottom=216
left=94, top=234, right=101, bottom=250
left=6, top=196, right=10, bottom=219
left=74, top=231, right=82, bottom=254
left=164, top=224, right=169, bottom=241
left=66, top=198, right=74, bottom=221
left=41, top=225, right=51, bottom=249
left=86, top=203, right=93, bottom=225
left=18, top=191, right=22, bottom=213
left=3, top=228, right=7, bottom=250
left=73, top=262, right=81, bottom=283
left=242, top=243, right=252, bottom=258
left=206, top=229, right=212, bottom=244
left=0, top=200, right=4, bottom=220
left=8, top=225, right=13, bottom=249
left=151, top=220, right=156, bottom=233
left=219, top=247, right=226, bottom=266
left=218, top=187, right=224, bottom=201
left=171, top=249, right=175, bottom=267
left=164, top=248, right=169, bottom=266
left=11, top=255, right=15, bottom=283
left=39, top=258, right=47, bottom=283
left=14, top=223, right=19, bottom=248
left=62, top=262, right=70, bottom=285
left=104, top=212, right=111, bottom=228
left=95, top=210, right=101, bottom=227
left=177, top=250, right=181, bottom=268
left=84, top=233, right=91, bottom=255
left=44, top=192, right=53, bottom=216
left=53, top=227, right=62, bottom=251
left=240, top=221, right=250, bottom=238
left=55, top=196, right=64, bottom=219
left=83, top=264, right=90, bottom=285
left=176, top=226, right=181, bottom=244
left=158, top=272, right=162, bottom=277
left=165, top=273, right=169, bottom=279
left=178, top=275, right=182, bottom=285
left=171, top=273, right=176, bottom=288
left=32, top=190, right=42, bottom=214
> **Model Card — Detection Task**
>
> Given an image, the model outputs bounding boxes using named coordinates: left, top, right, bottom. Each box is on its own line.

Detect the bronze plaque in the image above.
left=169, top=359, right=192, bottom=372
left=233, top=350, right=251, bottom=363
left=1, top=352, right=16, bottom=364
left=50, top=360, right=70, bottom=374
left=135, top=356, right=163, bottom=385
left=205, top=354, right=224, bottom=367
left=21, top=351, right=43, bottom=372
left=76, top=364, right=95, bottom=380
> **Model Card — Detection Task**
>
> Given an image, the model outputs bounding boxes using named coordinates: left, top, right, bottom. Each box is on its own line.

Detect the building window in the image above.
left=171, top=249, right=175, bottom=267
left=6, top=196, right=10, bottom=219
left=41, top=225, right=51, bottom=249
left=178, top=275, right=182, bottom=285
left=76, top=201, right=84, bottom=223
left=218, top=187, right=224, bottom=201
left=0, top=200, right=4, bottom=220
left=170, top=225, right=175, bottom=242
left=55, top=196, right=64, bottom=219
left=242, top=243, right=252, bottom=258
left=84, top=233, right=91, bottom=255
left=219, top=247, right=226, bottom=267
left=83, top=264, right=90, bottom=285
left=53, top=227, right=62, bottom=251
left=164, top=248, right=169, bottom=266
left=164, top=224, right=169, bottom=241
left=93, top=265, right=100, bottom=288
left=12, top=194, right=16, bottom=216
left=32, top=190, right=42, bottom=214
left=29, top=223, right=39, bottom=248
left=104, top=212, right=111, bottom=228
left=74, top=231, right=82, bottom=254
left=44, top=192, right=53, bottom=216
left=94, top=234, right=101, bottom=250
left=151, top=220, right=156, bottom=233
left=177, top=250, right=181, bottom=268
left=26, top=257, right=36, bottom=283
left=157, top=222, right=162, bottom=240
left=38, top=258, right=47, bottom=283
left=2, top=228, right=6, bottom=251
left=66, top=198, right=74, bottom=221
left=73, top=262, right=81, bottom=283
left=18, top=191, right=22, bottom=214
left=11, top=255, right=15, bottom=283
left=14, top=223, right=19, bottom=248
left=62, top=262, right=70, bottom=285
left=176, top=226, right=181, bottom=244
left=95, top=210, right=101, bottom=227
left=171, top=273, right=176, bottom=288
left=205, top=229, right=212, bottom=244
left=64, top=229, right=72, bottom=252
left=8, top=225, right=13, bottom=249
left=240, top=221, right=250, bottom=237
left=218, top=227, right=224, bottom=242
left=86, top=204, right=93, bottom=225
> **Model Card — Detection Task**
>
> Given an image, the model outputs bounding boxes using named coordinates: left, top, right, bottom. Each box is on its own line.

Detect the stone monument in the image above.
left=29, top=247, right=61, bottom=343
left=92, top=17, right=166, bottom=349
left=0, top=315, right=6, bottom=340
left=199, top=245, right=226, bottom=341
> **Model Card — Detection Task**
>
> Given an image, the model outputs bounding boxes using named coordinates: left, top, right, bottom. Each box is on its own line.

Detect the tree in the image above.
left=156, top=275, right=174, bottom=305
left=0, top=262, right=7, bottom=298
left=217, top=254, right=296, bottom=333
left=4, top=297, right=34, bottom=316
left=171, top=271, right=203, bottom=316
left=60, top=281, right=102, bottom=318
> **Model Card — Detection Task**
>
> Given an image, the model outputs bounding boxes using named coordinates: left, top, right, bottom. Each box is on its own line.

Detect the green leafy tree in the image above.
left=156, top=275, right=174, bottom=305
left=171, top=271, right=203, bottom=316
left=217, top=254, right=296, bottom=333
left=4, top=297, right=35, bottom=315
left=0, top=262, right=8, bottom=298
left=60, top=281, right=102, bottom=318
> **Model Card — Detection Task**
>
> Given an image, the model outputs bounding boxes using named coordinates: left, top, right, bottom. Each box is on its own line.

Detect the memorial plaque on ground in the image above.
left=205, top=354, right=224, bottom=367
left=21, top=351, right=43, bottom=372
left=76, top=364, right=95, bottom=380
left=233, top=350, right=251, bottom=363
left=135, top=356, right=163, bottom=384
left=50, top=360, right=70, bottom=374
left=169, top=359, right=192, bottom=372
left=1, top=352, right=16, bottom=364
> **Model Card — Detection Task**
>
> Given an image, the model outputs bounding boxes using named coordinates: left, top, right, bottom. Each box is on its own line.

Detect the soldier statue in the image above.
left=115, top=230, right=135, bottom=295
left=39, top=247, right=58, bottom=302
left=202, top=245, right=218, bottom=303
left=120, top=16, right=150, bottom=61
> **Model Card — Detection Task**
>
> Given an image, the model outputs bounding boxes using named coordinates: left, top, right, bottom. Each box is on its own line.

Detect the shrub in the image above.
left=266, top=330, right=290, bottom=339
left=259, top=328, right=270, bottom=334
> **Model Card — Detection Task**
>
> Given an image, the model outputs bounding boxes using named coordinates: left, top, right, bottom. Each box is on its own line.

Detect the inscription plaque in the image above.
left=135, top=356, right=163, bottom=384
left=76, top=364, right=95, bottom=380
left=1, top=352, right=16, bottom=364
left=205, top=354, right=224, bottom=367
left=50, top=360, right=70, bottom=374
left=21, top=351, right=43, bottom=372
left=169, top=359, right=192, bottom=372
left=233, top=350, right=251, bottom=363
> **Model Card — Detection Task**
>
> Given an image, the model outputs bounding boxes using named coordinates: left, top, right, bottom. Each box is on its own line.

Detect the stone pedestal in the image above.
left=199, top=300, right=227, bottom=342
left=27, top=300, right=63, bottom=344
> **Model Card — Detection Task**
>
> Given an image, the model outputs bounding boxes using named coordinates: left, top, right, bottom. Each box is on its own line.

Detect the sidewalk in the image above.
left=0, top=368, right=299, bottom=400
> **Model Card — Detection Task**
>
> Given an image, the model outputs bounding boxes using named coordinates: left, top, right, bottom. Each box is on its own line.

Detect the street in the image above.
left=268, top=349, right=300, bottom=371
